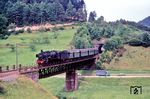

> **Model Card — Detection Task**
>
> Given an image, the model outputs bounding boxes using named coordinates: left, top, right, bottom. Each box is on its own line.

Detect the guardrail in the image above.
left=0, top=64, right=38, bottom=73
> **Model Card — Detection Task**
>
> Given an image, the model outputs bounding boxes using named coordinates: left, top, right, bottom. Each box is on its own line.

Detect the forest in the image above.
left=0, top=0, right=87, bottom=26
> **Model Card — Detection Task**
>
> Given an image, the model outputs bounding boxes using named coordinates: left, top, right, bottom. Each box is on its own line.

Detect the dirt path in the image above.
left=52, top=74, right=150, bottom=78
left=15, top=22, right=75, bottom=31
left=1, top=71, right=150, bottom=82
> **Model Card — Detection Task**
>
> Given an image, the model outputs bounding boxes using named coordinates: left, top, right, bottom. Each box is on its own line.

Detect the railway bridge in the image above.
left=0, top=46, right=102, bottom=92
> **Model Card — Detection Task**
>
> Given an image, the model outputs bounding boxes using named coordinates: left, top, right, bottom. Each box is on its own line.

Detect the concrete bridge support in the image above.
left=65, top=69, right=78, bottom=92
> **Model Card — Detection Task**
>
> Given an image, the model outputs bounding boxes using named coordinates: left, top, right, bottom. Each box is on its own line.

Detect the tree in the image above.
left=53, top=0, right=65, bottom=21
left=0, top=14, right=9, bottom=39
left=140, top=32, right=150, bottom=43
left=88, top=11, right=97, bottom=22
left=140, top=32, right=150, bottom=47
left=104, top=36, right=123, bottom=51
left=96, top=16, right=104, bottom=24
left=66, top=0, right=76, bottom=19
left=73, top=26, right=92, bottom=49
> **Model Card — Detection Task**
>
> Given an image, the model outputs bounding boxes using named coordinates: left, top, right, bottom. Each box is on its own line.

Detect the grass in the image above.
left=0, top=76, right=57, bottom=99
left=0, top=28, right=76, bottom=66
left=39, top=77, right=150, bottom=99
left=105, top=45, right=150, bottom=71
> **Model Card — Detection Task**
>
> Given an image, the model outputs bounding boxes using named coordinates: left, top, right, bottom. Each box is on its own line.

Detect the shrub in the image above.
left=128, top=38, right=143, bottom=46
left=27, top=28, right=32, bottom=33
left=29, top=44, right=36, bottom=51
left=0, top=86, right=6, bottom=94
left=53, top=32, right=59, bottom=39
left=59, top=27, right=65, bottom=30
left=45, top=28, right=51, bottom=31
left=43, top=36, right=51, bottom=44
left=10, top=45, right=15, bottom=52
left=17, top=29, right=24, bottom=33
left=38, top=27, right=47, bottom=32
left=52, top=27, right=59, bottom=32
left=100, top=51, right=112, bottom=63
left=140, top=32, right=150, bottom=47
left=128, top=33, right=150, bottom=47
left=104, top=36, right=123, bottom=51
left=72, top=26, right=74, bottom=29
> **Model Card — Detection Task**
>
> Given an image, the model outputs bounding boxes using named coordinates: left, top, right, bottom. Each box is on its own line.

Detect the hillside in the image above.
left=0, top=76, right=57, bottom=99
left=105, top=45, right=150, bottom=71
left=0, top=28, right=76, bottom=66
left=138, top=16, right=150, bottom=27
left=0, top=0, right=87, bottom=26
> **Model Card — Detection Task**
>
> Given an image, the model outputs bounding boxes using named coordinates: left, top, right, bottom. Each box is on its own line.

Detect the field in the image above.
left=0, top=28, right=76, bottom=66
left=39, top=77, right=150, bottom=99
left=105, top=45, right=150, bottom=71
left=0, top=26, right=150, bottom=99
left=0, top=76, right=57, bottom=99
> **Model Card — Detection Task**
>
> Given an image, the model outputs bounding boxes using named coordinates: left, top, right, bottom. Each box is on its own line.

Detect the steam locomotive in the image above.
left=36, top=44, right=104, bottom=66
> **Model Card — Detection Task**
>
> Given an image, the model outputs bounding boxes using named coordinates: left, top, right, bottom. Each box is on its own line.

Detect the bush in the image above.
left=0, top=86, right=6, bottom=94
left=128, top=33, right=150, bottom=47
left=100, top=51, right=112, bottom=63
left=72, top=26, right=93, bottom=49
left=43, top=36, right=51, bottom=44
left=17, top=29, right=24, bottom=33
left=31, top=36, right=51, bottom=45
left=29, top=44, right=36, bottom=51
left=45, top=28, right=51, bottom=31
left=10, top=45, right=15, bottom=52
left=140, top=32, right=150, bottom=47
left=128, top=38, right=143, bottom=46
left=52, top=27, right=59, bottom=32
left=27, top=28, right=32, bottom=33
left=38, top=27, right=47, bottom=32
left=59, top=27, right=65, bottom=30
left=104, top=36, right=123, bottom=51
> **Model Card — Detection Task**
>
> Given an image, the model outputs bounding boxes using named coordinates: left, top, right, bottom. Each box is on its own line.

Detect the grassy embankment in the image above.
left=40, top=77, right=150, bottom=99
left=0, top=76, right=57, bottom=99
left=104, top=45, right=150, bottom=73
left=0, top=28, right=76, bottom=66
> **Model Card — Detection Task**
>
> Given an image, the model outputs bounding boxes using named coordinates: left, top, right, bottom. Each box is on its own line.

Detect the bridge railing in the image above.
left=0, top=64, right=38, bottom=73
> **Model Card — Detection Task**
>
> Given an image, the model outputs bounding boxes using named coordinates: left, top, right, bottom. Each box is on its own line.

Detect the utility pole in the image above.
left=16, top=43, right=18, bottom=68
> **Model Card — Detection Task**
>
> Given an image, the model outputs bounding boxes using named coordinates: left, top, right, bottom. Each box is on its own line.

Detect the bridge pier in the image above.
left=65, top=69, right=78, bottom=92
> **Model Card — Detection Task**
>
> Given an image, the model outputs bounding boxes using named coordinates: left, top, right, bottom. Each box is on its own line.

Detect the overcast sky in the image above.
left=84, top=0, right=150, bottom=22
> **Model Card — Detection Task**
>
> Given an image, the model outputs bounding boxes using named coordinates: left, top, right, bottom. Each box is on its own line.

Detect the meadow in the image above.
left=40, top=77, right=150, bottom=99
left=0, top=28, right=76, bottom=66
left=0, top=76, right=57, bottom=99
left=0, top=27, right=150, bottom=99
left=105, top=45, right=150, bottom=71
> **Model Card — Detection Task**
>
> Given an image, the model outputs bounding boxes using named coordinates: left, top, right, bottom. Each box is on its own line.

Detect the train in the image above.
left=36, top=44, right=104, bottom=66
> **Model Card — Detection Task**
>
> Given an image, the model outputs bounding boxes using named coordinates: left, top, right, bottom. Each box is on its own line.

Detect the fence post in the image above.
left=79, top=51, right=81, bottom=57
left=13, top=65, right=15, bottom=70
left=73, top=52, right=75, bottom=58
left=0, top=66, right=2, bottom=73
left=6, top=66, right=9, bottom=71
left=19, top=64, right=21, bottom=72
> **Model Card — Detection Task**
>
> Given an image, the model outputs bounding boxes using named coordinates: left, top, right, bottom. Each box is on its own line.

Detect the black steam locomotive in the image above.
left=36, top=44, right=104, bottom=66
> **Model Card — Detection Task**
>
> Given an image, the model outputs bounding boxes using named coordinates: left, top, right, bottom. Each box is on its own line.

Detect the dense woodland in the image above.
left=0, top=0, right=87, bottom=26
left=0, top=0, right=87, bottom=39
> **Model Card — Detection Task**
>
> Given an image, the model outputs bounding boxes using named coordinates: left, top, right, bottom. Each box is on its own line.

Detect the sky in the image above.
left=84, top=0, right=150, bottom=22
